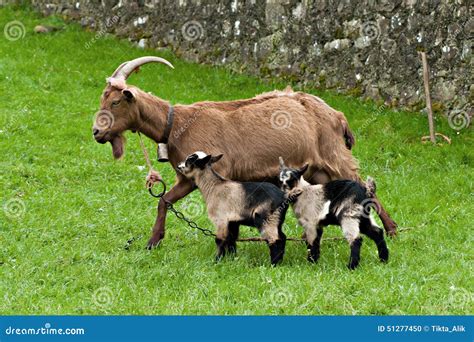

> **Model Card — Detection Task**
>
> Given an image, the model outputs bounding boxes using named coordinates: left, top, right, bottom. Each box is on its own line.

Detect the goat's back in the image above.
left=169, top=90, right=358, bottom=183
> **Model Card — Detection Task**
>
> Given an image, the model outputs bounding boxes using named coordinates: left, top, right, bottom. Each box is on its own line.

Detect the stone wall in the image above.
left=31, top=0, right=472, bottom=117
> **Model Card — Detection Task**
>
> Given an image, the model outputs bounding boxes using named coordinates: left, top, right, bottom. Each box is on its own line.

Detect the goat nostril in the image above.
left=93, top=129, right=99, bottom=136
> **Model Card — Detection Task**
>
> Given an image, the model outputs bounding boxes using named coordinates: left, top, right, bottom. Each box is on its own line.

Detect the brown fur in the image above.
left=95, top=85, right=358, bottom=180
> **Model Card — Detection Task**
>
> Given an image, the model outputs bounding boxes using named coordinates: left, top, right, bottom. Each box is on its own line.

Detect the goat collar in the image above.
left=161, top=103, right=174, bottom=144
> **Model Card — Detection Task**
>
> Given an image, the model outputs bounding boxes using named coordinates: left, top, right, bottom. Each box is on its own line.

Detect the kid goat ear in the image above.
left=210, top=154, right=223, bottom=164
left=279, top=156, right=285, bottom=169
left=298, top=163, right=309, bottom=175
left=195, top=154, right=212, bottom=167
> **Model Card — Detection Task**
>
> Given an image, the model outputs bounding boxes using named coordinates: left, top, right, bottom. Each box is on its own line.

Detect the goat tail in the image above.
left=342, top=119, right=355, bottom=150
left=365, top=176, right=377, bottom=198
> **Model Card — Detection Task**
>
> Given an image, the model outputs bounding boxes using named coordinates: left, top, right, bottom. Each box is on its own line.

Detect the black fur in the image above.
left=269, top=233, right=287, bottom=265
left=307, top=227, right=323, bottom=263
left=359, top=217, right=389, bottom=262
left=348, top=237, right=363, bottom=270
left=241, top=182, right=288, bottom=214
left=324, top=180, right=367, bottom=206
left=181, top=152, right=292, bottom=266
left=238, top=182, right=291, bottom=266
left=279, top=162, right=390, bottom=270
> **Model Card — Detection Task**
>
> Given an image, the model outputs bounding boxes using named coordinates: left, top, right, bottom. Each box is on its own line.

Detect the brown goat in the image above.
left=92, top=57, right=397, bottom=249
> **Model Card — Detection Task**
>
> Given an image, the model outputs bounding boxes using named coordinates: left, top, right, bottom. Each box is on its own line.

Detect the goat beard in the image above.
left=110, top=135, right=125, bottom=159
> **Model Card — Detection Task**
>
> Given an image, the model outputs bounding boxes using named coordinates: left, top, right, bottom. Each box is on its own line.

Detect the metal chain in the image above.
left=164, top=199, right=216, bottom=237
left=124, top=199, right=215, bottom=250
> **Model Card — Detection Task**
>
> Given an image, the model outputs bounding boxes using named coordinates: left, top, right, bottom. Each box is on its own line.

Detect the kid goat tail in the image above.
left=365, top=176, right=377, bottom=198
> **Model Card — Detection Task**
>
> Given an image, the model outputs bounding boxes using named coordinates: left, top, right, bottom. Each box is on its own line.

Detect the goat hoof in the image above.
left=226, top=245, right=237, bottom=255
left=347, top=262, right=359, bottom=270
left=384, top=221, right=398, bottom=238
left=270, top=256, right=284, bottom=266
left=270, top=259, right=282, bottom=267
left=146, top=238, right=162, bottom=250
left=307, top=254, right=319, bottom=263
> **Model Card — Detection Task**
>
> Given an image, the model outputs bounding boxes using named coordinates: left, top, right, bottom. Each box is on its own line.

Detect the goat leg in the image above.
left=268, top=231, right=287, bottom=266
left=225, top=222, right=239, bottom=256
left=215, top=223, right=230, bottom=261
left=348, top=237, right=363, bottom=270
left=215, top=238, right=227, bottom=261
left=373, top=195, right=397, bottom=237
left=146, top=178, right=196, bottom=249
left=307, top=227, right=323, bottom=263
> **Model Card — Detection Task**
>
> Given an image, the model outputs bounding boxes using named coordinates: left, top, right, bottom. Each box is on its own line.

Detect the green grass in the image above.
left=1, top=6, right=473, bottom=315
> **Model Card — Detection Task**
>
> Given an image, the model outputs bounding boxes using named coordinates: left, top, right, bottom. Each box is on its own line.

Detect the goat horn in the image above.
left=111, top=62, right=128, bottom=78
left=111, top=56, right=174, bottom=81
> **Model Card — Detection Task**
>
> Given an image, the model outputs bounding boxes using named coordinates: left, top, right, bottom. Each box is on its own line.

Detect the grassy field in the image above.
left=1, top=6, right=472, bottom=315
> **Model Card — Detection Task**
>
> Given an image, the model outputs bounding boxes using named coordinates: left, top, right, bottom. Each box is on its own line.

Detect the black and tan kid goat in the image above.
left=278, top=157, right=389, bottom=269
left=177, top=152, right=296, bottom=265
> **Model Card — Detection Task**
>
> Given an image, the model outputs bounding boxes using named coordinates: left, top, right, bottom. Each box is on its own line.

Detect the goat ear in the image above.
left=122, top=88, right=136, bottom=102
left=279, top=156, right=286, bottom=169
left=195, top=154, right=212, bottom=168
left=298, top=163, right=309, bottom=176
left=210, top=154, right=223, bottom=164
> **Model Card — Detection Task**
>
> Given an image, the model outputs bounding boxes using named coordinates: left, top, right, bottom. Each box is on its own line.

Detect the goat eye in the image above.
left=111, top=100, right=121, bottom=107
